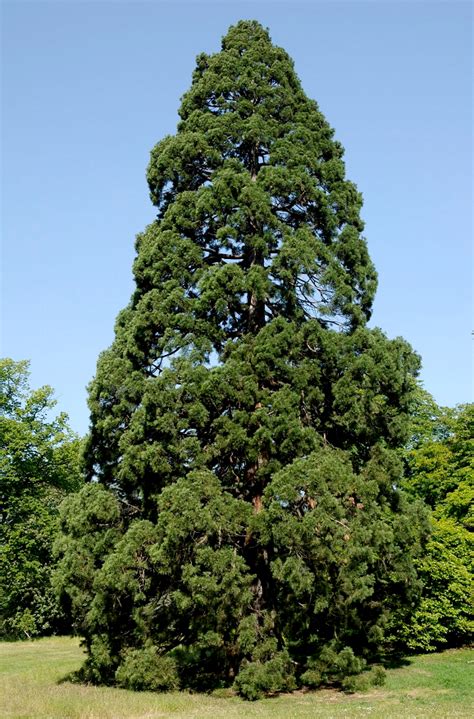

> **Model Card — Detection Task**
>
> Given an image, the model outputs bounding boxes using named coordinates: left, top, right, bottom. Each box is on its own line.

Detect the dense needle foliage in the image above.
left=55, top=21, right=429, bottom=698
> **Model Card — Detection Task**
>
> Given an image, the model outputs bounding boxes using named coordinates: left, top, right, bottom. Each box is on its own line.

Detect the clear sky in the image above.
left=1, top=0, right=472, bottom=435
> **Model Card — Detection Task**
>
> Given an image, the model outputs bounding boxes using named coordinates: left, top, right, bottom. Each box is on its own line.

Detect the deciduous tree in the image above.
left=388, top=394, right=473, bottom=651
left=0, top=359, right=81, bottom=638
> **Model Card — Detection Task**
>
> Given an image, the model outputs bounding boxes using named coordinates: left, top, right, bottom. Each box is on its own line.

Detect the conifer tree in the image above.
left=55, top=21, right=427, bottom=698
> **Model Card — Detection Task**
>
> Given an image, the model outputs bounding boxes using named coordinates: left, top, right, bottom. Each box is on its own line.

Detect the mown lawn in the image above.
left=0, top=637, right=472, bottom=718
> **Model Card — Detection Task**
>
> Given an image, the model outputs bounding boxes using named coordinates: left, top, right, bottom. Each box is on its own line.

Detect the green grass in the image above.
left=0, top=637, right=472, bottom=718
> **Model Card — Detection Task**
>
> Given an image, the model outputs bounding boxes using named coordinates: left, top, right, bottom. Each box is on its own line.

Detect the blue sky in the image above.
left=2, top=0, right=472, bottom=435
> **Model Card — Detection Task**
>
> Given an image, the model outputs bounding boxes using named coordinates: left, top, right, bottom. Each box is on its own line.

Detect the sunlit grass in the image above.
left=0, top=636, right=472, bottom=718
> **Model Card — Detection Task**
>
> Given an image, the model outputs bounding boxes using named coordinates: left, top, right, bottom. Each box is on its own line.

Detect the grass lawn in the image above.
left=0, top=637, right=472, bottom=718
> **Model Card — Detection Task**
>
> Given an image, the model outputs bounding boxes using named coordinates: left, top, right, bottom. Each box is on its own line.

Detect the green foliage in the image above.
left=233, top=611, right=297, bottom=699
left=388, top=394, right=474, bottom=652
left=403, top=393, right=473, bottom=525
left=234, top=651, right=296, bottom=700
left=301, top=644, right=365, bottom=688
left=259, top=446, right=428, bottom=671
left=300, top=643, right=385, bottom=693
left=370, top=665, right=387, bottom=687
left=387, top=519, right=473, bottom=652
left=0, top=359, right=82, bottom=639
left=341, top=665, right=386, bottom=693
left=115, top=646, right=180, bottom=691
left=53, top=483, right=122, bottom=638
left=56, top=21, right=428, bottom=697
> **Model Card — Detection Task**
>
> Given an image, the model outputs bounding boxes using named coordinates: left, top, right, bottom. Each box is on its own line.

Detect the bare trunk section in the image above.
left=248, top=281, right=266, bottom=334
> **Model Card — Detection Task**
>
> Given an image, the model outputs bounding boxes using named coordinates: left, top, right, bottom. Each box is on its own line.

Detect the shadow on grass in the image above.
left=381, top=653, right=412, bottom=670
left=57, top=668, right=92, bottom=686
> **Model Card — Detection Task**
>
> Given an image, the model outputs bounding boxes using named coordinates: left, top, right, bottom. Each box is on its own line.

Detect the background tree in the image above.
left=387, top=392, right=473, bottom=651
left=0, top=359, right=81, bottom=638
left=55, top=21, right=428, bottom=698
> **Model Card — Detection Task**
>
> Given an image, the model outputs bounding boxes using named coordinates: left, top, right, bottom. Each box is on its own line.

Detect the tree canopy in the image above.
left=55, top=21, right=429, bottom=698
left=387, top=394, right=473, bottom=651
left=0, top=359, right=81, bottom=638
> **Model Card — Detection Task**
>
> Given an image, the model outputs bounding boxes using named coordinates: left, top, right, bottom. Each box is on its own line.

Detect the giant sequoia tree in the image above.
left=56, top=21, right=428, bottom=698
